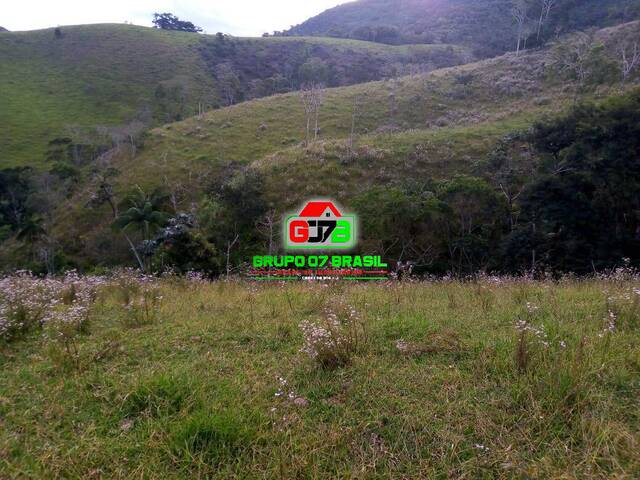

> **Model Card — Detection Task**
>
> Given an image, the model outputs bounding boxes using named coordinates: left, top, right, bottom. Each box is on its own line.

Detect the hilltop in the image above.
left=0, top=24, right=471, bottom=167
left=286, top=0, right=640, bottom=57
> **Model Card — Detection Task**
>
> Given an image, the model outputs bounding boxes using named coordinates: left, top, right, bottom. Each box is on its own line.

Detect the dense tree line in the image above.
left=285, top=0, right=640, bottom=58
left=353, top=90, right=640, bottom=275
left=196, top=36, right=467, bottom=108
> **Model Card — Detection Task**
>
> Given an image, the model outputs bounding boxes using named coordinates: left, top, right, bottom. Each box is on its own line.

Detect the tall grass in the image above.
left=0, top=275, right=638, bottom=478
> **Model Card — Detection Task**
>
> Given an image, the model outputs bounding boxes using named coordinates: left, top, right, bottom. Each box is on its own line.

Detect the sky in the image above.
left=1, top=0, right=349, bottom=36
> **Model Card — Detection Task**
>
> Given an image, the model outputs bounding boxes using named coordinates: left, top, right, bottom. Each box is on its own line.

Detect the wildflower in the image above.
left=274, top=376, right=296, bottom=399
left=514, top=319, right=548, bottom=347
left=185, top=270, right=207, bottom=284
left=606, top=310, right=617, bottom=332
left=395, top=339, right=409, bottom=353
left=299, top=299, right=363, bottom=368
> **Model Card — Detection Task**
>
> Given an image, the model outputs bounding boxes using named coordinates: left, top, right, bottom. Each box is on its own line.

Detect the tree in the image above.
left=214, top=63, right=241, bottom=106
left=512, top=0, right=528, bottom=56
left=0, top=167, right=33, bottom=230
left=348, top=94, right=362, bottom=155
left=297, top=57, right=329, bottom=86
left=300, top=85, right=324, bottom=145
left=198, top=166, right=267, bottom=276
left=256, top=209, right=278, bottom=256
left=152, top=13, right=202, bottom=33
left=478, top=133, right=536, bottom=232
left=112, top=187, right=169, bottom=270
left=536, top=0, right=556, bottom=41
left=506, top=92, right=640, bottom=273
left=87, top=167, right=121, bottom=218
left=551, top=31, right=601, bottom=95
left=16, top=215, right=46, bottom=250
left=436, top=176, right=508, bottom=274
left=619, top=41, right=640, bottom=82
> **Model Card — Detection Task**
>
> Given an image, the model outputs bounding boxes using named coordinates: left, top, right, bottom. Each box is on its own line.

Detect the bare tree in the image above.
left=256, top=209, right=278, bottom=256
left=300, top=84, right=324, bottom=146
left=88, top=168, right=120, bottom=218
left=536, top=0, right=556, bottom=41
left=86, top=168, right=145, bottom=271
left=620, top=41, right=640, bottom=82
left=348, top=94, right=362, bottom=154
left=215, top=63, right=241, bottom=107
left=512, top=0, right=528, bottom=56
left=225, top=233, right=239, bottom=278
left=551, top=31, right=597, bottom=95
left=300, top=88, right=314, bottom=146
left=312, top=87, right=324, bottom=141
left=163, top=175, right=188, bottom=214
left=388, top=79, right=398, bottom=118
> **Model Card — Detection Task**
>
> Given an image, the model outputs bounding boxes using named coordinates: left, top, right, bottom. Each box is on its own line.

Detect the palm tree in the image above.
left=112, top=187, right=168, bottom=270
left=16, top=215, right=46, bottom=244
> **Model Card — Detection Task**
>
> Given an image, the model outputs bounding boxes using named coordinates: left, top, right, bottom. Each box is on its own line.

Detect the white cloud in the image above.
left=1, top=0, right=348, bottom=36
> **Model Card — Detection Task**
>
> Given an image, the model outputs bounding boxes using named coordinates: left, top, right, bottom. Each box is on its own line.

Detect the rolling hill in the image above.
left=286, top=0, right=640, bottom=56
left=0, top=24, right=472, bottom=167
left=0, top=9, right=639, bottom=273
left=43, top=21, right=638, bottom=269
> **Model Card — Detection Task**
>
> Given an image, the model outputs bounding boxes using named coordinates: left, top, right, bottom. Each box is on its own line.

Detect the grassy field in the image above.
left=0, top=25, right=214, bottom=166
left=1, top=274, right=639, bottom=478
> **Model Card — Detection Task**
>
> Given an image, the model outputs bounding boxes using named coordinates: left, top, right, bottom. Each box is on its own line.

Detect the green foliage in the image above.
left=152, top=13, right=202, bottom=33
left=0, top=167, right=33, bottom=231
left=353, top=177, right=507, bottom=274
left=297, top=57, right=329, bottom=86
left=287, top=0, right=640, bottom=57
left=507, top=90, right=640, bottom=273
left=153, top=230, right=218, bottom=275
left=195, top=167, right=268, bottom=274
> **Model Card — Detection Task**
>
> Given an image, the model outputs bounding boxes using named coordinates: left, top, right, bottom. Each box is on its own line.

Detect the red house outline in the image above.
left=298, top=201, right=342, bottom=218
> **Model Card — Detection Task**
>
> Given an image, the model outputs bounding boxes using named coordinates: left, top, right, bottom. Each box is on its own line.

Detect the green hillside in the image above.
left=286, top=0, right=640, bottom=56
left=1, top=20, right=639, bottom=273
left=42, top=22, right=638, bottom=270
left=0, top=24, right=471, bottom=167
left=0, top=25, right=211, bottom=167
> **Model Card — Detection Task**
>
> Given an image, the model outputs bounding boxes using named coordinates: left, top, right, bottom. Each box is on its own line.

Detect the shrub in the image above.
left=299, top=297, right=366, bottom=369
left=0, top=272, right=60, bottom=340
left=111, top=269, right=163, bottom=327
left=1, top=270, right=104, bottom=343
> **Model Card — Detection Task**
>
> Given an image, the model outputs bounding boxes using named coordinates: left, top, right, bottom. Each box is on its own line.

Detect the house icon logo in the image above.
left=284, top=199, right=357, bottom=250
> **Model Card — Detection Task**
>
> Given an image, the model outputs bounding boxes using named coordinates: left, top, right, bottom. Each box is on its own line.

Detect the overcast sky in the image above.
left=2, top=0, right=349, bottom=36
